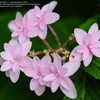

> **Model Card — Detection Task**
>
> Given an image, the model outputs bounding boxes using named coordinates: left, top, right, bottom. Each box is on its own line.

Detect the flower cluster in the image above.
left=70, top=23, right=100, bottom=66
left=0, top=1, right=100, bottom=99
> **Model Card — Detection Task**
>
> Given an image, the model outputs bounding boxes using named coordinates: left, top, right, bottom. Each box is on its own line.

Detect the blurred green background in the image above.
left=0, top=0, right=100, bottom=100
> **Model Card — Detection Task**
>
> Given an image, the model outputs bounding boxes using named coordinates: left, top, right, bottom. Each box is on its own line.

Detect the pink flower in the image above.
left=0, top=39, right=32, bottom=83
left=8, top=12, right=35, bottom=43
left=43, top=54, right=80, bottom=99
left=70, top=23, right=100, bottom=66
left=25, top=55, right=52, bottom=96
left=25, top=1, right=60, bottom=39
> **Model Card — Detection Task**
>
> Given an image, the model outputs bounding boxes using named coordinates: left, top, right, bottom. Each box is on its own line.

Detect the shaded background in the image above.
left=0, top=0, right=100, bottom=100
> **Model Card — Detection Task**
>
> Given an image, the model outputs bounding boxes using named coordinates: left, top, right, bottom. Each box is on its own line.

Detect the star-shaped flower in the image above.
left=0, top=39, right=32, bottom=83
left=26, top=1, right=60, bottom=39
left=43, top=54, right=80, bottom=99
left=70, top=23, right=100, bottom=66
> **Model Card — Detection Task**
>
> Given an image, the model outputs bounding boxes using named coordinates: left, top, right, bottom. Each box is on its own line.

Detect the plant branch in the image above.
left=48, top=25, right=61, bottom=47
left=42, top=39, right=52, bottom=50
left=63, top=34, right=75, bottom=48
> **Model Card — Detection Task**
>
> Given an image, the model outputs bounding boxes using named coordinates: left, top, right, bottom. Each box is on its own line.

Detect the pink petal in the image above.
left=60, top=78, right=77, bottom=99
left=1, top=61, right=11, bottom=71
left=53, top=53, right=62, bottom=67
left=88, top=23, right=98, bottom=35
left=22, top=40, right=32, bottom=56
left=12, top=63, right=19, bottom=72
left=38, top=26, right=47, bottom=39
left=8, top=21, right=17, bottom=33
left=9, top=39, right=18, bottom=46
left=41, top=55, right=51, bottom=65
left=26, top=6, right=40, bottom=18
left=39, top=55, right=52, bottom=76
left=92, top=31, right=100, bottom=41
left=60, top=78, right=71, bottom=90
left=18, top=35, right=28, bottom=44
left=90, top=41, right=100, bottom=57
left=15, top=12, right=23, bottom=21
left=25, top=6, right=40, bottom=25
left=69, top=46, right=82, bottom=62
left=9, top=70, right=20, bottom=83
left=51, top=80, right=59, bottom=93
left=63, top=60, right=80, bottom=76
left=8, top=39, right=21, bottom=57
left=32, top=26, right=47, bottom=39
left=74, top=28, right=87, bottom=45
left=39, top=23, right=47, bottom=31
left=43, top=74, right=56, bottom=82
left=42, top=1, right=57, bottom=12
left=0, top=52, right=12, bottom=61
left=91, top=47, right=100, bottom=57
left=30, top=79, right=45, bottom=96
left=83, top=48, right=93, bottom=67
left=45, top=13, right=60, bottom=24
left=20, top=57, right=39, bottom=78
left=8, top=12, right=23, bottom=33
left=35, top=86, right=45, bottom=96
left=30, top=79, right=39, bottom=91
left=11, top=32, right=18, bottom=37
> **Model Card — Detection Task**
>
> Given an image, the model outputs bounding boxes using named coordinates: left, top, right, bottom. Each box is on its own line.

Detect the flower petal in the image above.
left=8, top=12, right=23, bottom=33
left=8, top=21, right=17, bottom=33
left=63, top=59, right=80, bottom=76
left=43, top=74, right=56, bottom=82
left=22, top=40, right=32, bottom=56
left=53, top=53, right=62, bottom=67
left=0, top=51, right=12, bottom=61
left=74, top=28, right=87, bottom=45
left=91, top=47, right=100, bottom=57
left=1, top=61, right=11, bottom=71
left=15, top=12, right=23, bottom=21
left=30, top=79, right=39, bottom=91
left=45, top=13, right=60, bottom=24
left=18, top=35, right=28, bottom=44
left=38, top=26, right=47, bottom=39
left=42, top=1, right=57, bottom=12
left=60, top=78, right=77, bottom=99
left=51, top=80, right=59, bottom=93
left=41, top=55, right=51, bottom=65
left=11, top=32, right=18, bottom=37
left=9, top=70, right=20, bottom=83
left=35, top=86, right=45, bottom=96
left=83, top=48, right=93, bottom=67
left=30, top=79, right=45, bottom=96
left=69, top=46, right=82, bottom=62
left=88, top=23, right=98, bottom=35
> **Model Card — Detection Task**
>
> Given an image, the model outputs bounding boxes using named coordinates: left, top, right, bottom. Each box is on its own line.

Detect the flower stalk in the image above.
left=48, top=25, right=61, bottom=47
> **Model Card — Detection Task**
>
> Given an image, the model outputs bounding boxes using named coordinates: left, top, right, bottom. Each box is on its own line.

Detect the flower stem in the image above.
left=42, top=39, right=52, bottom=50
left=48, top=25, right=61, bottom=47
left=63, top=34, right=75, bottom=48
left=81, top=74, right=86, bottom=100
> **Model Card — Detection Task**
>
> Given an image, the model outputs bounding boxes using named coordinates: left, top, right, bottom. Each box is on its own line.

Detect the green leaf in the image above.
left=63, top=72, right=100, bottom=100
left=84, top=57, right=100, bottom=80
left=80, top=17, right=98, bottom=30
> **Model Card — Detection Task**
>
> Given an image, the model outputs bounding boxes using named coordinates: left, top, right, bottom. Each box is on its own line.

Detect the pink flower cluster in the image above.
left=70, top=23, right=100, bottom=66
left=0, top=39, right=80, bottom=99
left=8, top=1, right=60, bottom=42
left=0, top=0, right=100, bottom=99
